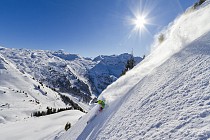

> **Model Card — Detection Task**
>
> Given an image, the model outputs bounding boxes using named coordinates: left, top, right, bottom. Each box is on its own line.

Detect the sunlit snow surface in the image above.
left=61, top=2, right=210, bottom=140
left=0, top=110, right=83, bottom=140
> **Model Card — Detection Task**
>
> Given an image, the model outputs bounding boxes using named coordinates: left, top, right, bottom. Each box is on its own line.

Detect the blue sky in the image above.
left=0, top=0, right=197, bottom=58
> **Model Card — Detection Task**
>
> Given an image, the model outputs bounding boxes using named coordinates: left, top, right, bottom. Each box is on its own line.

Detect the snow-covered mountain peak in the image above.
left=52, top=50, right=82, bottom=61
left=93, top=53, right=138, bottom=62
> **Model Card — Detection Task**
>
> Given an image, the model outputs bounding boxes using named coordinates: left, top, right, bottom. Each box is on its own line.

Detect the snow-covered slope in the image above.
left=0, top=110, right=83, bottom=140
left=0, top=48, right=141, bottom=102
left=60, top=1, right=210, bottom=139
left=0, top=53, right=67, bottom=123
left=0, top=52, right=85, bottom=139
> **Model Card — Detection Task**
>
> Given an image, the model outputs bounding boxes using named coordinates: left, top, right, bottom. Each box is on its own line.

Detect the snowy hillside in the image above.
left=0, top=48, right=142, bottom=102
left=60, top=1, right=210, bottom=139
left=0, top=53, right=66, bottom=123
left=0, top=110, right=83, bottom=140
left=0, top=51, right=86, bottom=139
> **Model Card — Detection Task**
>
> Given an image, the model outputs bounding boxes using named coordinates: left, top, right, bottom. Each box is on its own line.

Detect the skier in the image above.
left=97, top=99, right=105, bottom=112
left=87, top=99, right=105, bottom=124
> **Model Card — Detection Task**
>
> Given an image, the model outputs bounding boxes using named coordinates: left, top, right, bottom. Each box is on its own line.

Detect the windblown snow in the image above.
left=60, top=1, right=210, bottom=140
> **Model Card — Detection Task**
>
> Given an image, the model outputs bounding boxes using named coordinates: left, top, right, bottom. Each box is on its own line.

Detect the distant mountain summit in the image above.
left=0, top=48, right=142, bottom=103
left=91, top=53, right=142, bottom=94
left=52, top=50, right=82, bottom=61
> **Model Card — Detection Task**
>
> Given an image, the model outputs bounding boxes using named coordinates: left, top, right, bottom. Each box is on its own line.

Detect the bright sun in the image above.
left=133, top=16, right=146, bottom=30
left=127, top=14, right=149, bottom=38
left=127, top=2, right=152, bottom=39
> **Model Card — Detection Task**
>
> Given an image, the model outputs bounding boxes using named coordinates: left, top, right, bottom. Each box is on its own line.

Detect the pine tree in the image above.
left=199, top=0, right=206, bottom=5
left=65, top=122, right=71, bottom=131
left=194, top=0, right=206, bottom=9
left=121, top=55, right=135, bottom=76
left=158, top=34, right=165, bottom=44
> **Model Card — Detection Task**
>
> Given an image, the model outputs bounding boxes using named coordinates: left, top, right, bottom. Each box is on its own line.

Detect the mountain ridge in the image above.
left=0, top=48, right=142, bottom=102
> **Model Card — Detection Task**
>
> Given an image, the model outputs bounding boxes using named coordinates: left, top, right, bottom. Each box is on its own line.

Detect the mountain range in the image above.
left=0, top=48, right=142, bottom=104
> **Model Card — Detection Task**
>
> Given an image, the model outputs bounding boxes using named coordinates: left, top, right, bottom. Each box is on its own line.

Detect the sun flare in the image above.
left=126, top=0, right=155, bottom=39
left=133, top=16, right=146, bottom=29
